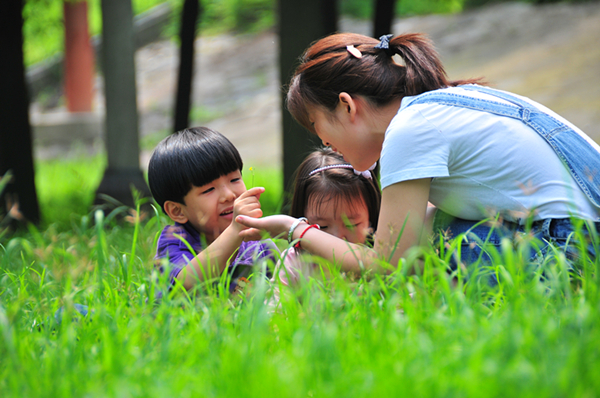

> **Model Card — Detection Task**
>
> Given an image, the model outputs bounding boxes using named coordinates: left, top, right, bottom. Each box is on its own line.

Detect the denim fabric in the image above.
left=407, top=85, right=600, bottom=273
left=434, top=211, right=599, bottom=267
left=405, top=85, right=600, bottom=209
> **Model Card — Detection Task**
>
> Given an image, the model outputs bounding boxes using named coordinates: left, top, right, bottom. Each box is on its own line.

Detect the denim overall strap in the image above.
left=405, top=86, right=600, bottom=208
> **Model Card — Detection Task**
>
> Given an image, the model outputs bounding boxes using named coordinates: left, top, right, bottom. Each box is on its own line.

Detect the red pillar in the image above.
left=64, top=0, right=95, bottom=112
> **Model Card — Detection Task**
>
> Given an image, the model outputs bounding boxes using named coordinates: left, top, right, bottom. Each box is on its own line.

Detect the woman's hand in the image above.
left=236, top=214, right=297, bottom=241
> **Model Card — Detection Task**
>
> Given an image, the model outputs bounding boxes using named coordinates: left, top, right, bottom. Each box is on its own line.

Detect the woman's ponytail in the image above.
left=387, top=34, right=448, bottom=96
left=287, top=32, right=482, bottom=131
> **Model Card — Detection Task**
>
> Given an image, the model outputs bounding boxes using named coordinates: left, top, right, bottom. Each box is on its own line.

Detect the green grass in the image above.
left=1, top=204, right=599, bottom=396
left=1, top=156, right=599, bottom=397
left=35, top=153, right=106, bottom=230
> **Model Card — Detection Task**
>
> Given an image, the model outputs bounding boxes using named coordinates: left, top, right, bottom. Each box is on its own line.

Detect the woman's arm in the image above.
left=237, top=179, right=431, bottom=273
left=374, top=178, right=431, bottom=266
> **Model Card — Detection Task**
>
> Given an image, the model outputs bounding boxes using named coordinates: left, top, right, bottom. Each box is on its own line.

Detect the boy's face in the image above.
left=179, top=170, right=246, bottom=242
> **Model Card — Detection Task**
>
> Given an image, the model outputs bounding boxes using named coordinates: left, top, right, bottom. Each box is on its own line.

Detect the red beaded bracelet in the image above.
left=295, top=224, right=320, bottom=249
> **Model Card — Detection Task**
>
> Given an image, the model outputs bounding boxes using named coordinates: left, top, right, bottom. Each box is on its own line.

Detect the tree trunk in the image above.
left=0, top=0, right=40, bottom=226
left=95, top=0, right=149, bottom=209
left=173, top=0, right=201, bottom=132
left=279, top=0, right=338, bottom=204
left=373, top=0, right=397, bottom=39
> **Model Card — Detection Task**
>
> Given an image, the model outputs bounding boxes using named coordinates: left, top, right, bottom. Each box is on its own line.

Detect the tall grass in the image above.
left=1, top=204, right=599, bottom=396
left=1, top=156, right=599, bottom=396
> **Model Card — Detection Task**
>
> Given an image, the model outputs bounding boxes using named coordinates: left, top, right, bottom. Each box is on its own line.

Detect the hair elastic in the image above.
left=374, top=34, right=395, bottom=56
left=308, top=163, right=375, bottom=180
left=288, top=217, right=308, bottom=244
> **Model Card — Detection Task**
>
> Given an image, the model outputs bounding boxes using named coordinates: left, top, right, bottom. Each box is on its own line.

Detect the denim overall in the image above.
left=404, top=85, right=600, bottom=268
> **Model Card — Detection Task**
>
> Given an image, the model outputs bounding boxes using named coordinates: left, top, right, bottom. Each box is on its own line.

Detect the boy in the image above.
left=148, top=127, right=277, bottom=294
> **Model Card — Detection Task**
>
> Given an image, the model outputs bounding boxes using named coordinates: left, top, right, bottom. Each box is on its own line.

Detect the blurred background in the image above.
left=6, top=0, right=600, bottom=228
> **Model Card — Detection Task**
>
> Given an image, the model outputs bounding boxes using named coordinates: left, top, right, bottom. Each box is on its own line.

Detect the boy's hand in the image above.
left=231, top=187, right=264, bottom=233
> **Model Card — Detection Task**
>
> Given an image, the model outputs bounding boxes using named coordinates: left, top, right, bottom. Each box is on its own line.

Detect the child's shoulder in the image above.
left=158, top=222, right=193, bottom=243
left=156, top=222, right=202, bottom=260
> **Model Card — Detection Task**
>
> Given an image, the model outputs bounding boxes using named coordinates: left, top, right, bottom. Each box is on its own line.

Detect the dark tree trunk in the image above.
left=373, top=0, right=397, bottom=38
left=0, top=0, right=40, bottom=226
left=279, top=0, right=338, bottom=205
left=173, top=0, right=201, bottom=132
left=321, top=0, right=338, bottom=36
left=95, top=0, right=149, bottom=209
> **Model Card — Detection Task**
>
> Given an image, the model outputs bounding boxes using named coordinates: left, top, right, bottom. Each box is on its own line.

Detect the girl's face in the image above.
left=305, top=194, right=371, bottom=244
left=307, top=103, right=383, bottom=172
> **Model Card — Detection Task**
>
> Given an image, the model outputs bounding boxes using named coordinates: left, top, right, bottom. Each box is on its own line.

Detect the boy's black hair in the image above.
left=148, top=127, right=243, bottom=212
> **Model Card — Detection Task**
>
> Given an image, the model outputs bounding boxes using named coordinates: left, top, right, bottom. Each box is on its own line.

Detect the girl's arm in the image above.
left=237, top=179, right=431, bottom=273
left=176, top=187, right=264, bottom=290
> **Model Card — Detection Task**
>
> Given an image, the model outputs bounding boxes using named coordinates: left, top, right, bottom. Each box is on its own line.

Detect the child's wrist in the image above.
left=294, top=224, right=320, bottom=249
left=287, top=217, right=308, bottom=244
left=227, top=220, right=246, bottom=238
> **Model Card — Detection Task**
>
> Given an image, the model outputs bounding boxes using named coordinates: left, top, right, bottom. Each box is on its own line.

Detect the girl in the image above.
left=238, top=32, right=600, bottom=272
left=274, top=148, right=381, bottom=291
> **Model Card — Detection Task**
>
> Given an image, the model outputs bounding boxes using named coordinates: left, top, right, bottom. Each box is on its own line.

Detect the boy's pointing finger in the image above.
left=244, top=186, right=265, bottom=199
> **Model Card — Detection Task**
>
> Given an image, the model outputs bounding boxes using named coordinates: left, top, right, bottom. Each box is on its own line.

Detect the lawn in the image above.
left=0, top=157, right=599, bottom=397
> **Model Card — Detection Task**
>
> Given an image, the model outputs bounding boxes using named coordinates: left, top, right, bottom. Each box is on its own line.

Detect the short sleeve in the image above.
left=380, top=107, right=451, bottom=189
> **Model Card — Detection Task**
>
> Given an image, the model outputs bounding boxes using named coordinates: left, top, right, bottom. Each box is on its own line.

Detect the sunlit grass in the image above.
left=2, top=150, right=596, bottom=397
left=35, top=153, right=106, bottom=230
left=1, top=201, right=599, bottom=396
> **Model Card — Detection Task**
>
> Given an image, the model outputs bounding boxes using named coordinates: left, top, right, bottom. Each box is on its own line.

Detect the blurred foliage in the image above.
left=22, top=0, right=275, bottom=67
left=23, top=0, right=465, bottom=68
left=23, top=0, right=596, bottom=67
left=340, top=0, right=463, bottom=19
left=200, top=0, right=275, bottom=34
left=23, top=0, right=167, bottom=66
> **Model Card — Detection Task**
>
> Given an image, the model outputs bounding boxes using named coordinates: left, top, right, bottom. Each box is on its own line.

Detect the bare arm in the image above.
left=176, top=187, right=264, bottom=290
left=237, top=179, right=431, bottom=273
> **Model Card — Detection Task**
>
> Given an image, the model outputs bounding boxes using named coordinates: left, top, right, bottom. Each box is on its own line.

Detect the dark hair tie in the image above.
left=374, top=34, right=395, bottom=56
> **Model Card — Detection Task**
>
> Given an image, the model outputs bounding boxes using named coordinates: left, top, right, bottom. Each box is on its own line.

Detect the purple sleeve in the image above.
left=155, top=224, right=203, bottom=287
left=235, top=240, right=278, bottom=265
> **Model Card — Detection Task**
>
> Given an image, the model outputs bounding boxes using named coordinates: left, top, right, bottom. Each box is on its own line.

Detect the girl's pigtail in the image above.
left=389, top=34, right=448, bottom=95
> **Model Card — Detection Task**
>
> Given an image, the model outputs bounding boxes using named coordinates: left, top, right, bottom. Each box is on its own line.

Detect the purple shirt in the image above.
left=155, top=222, right=275, bottom=293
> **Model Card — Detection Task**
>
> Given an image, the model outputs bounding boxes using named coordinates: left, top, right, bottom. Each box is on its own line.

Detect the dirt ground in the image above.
left=35, top=1, right=600, bottom=169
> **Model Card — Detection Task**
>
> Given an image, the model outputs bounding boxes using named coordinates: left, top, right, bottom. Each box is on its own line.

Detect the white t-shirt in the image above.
left=380, top=86, right=600, bottom=223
